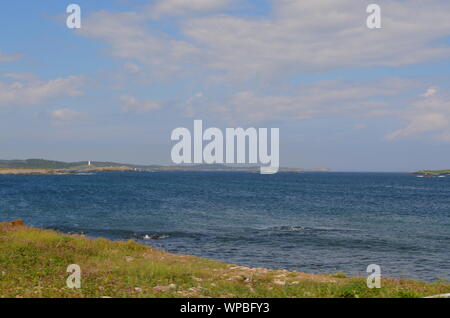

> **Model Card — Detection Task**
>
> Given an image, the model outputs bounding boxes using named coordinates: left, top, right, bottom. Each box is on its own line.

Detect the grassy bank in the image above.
left=0, top=220, right=448, bottom=298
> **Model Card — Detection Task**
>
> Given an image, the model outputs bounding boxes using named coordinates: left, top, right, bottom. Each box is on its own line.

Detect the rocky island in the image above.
left=412, top=169, right=450, bottom=177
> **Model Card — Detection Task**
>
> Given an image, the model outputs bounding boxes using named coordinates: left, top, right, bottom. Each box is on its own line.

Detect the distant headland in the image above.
left=412, top=169, right=450, bottom=177
left=0, top=159, right=330, bottom=175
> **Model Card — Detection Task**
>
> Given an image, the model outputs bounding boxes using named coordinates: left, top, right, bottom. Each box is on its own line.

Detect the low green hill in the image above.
left=0, top=159, right=161, bottom=170
left=414, top=169, right=450, bottom=175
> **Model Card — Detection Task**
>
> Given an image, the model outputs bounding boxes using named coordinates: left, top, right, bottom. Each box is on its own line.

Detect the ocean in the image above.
left=0, top=171, right=449, bottom=281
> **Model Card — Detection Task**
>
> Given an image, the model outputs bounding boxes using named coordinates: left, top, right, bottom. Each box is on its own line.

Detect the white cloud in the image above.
left=353, top=123, right=368, bottom=130
left=387, top=89, right=450, bottom=140
left=74, top=0, right=450, bottom=142
left=421, top=87, right=438, bottom=98
left=50, top=109, right=87, bottom=125
left=123, top=62, right=140, bottom=73
left=148, top=0, right=234, bottom=18
left=0, top=50, right=22, bottom=63
left=120, top=95, right=161, bottom=113
left=179, top=92, right=204, bottom=117
left=2, top=73, right=37, bottom=81
left=188, top=78, right=417, bottom=123
left=182, top=0, right=450, bottom=80
left=387, top=113, right=448, bottom=140
left=78, top=11, right=199, bottom=77
left=77, top=0, right=450, bottom=82
left=177, top=79, right=450, bottom=144
left=0, top=75, right=84, bottom=108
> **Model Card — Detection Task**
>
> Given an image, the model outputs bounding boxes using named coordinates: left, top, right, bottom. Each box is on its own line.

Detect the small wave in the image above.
left=142, top=234, right=169, bottom=240
left=46, top=225, right=175, bottom=241
left=47, top=226, right=135, bottom=238
left=257, top=225, right=359, bottom=233
left=266, top=226, right=305, bottom=231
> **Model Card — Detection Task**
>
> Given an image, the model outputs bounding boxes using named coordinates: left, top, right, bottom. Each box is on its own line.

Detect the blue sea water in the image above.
left=0, top=171, right=449, bottom=281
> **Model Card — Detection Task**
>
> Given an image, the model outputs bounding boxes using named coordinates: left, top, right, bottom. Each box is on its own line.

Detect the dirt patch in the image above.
left=0, top=218, right=25, bottom=231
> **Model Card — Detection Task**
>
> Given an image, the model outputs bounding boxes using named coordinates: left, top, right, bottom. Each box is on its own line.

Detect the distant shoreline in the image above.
left=0, top=166, right=134, bottom=175
left=0, top=167, right=326, bottom=175
left=3, top=166, right=448, bottom=175
left=0, top=158, right=330, bottom=175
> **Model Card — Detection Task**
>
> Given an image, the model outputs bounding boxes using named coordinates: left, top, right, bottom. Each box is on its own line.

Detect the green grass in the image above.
left=0, top=224, right=449, bottom=298
left=415, top=169, right=450, bottom=175
left=331, top=272, right=347, bottom=279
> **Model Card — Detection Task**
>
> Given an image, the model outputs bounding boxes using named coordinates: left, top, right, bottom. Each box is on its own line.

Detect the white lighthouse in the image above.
left=88, top=161, right=91, bottom=166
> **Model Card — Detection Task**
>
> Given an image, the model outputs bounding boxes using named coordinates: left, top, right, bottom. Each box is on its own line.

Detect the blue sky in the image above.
left=1, top=0, right=450, bottom=171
